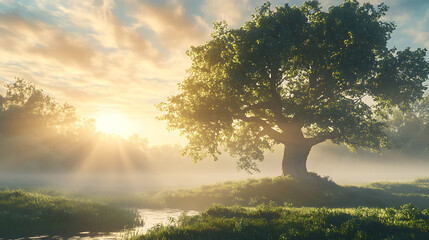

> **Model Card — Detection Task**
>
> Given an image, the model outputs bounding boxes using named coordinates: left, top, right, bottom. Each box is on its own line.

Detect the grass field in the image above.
left=0, top=190, right=141, bottom=238
left=110, top=175, right=429, bottom=210
left=135, top=204, right=429, bottom=240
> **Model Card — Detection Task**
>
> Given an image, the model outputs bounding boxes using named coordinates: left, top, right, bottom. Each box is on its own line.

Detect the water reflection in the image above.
left=10, top=208, right=199, bottom=240
left=137, top=208, right=199, bottom=234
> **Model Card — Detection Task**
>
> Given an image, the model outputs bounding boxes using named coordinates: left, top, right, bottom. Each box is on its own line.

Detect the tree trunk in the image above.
left=281, top=141, right=312, bottom=178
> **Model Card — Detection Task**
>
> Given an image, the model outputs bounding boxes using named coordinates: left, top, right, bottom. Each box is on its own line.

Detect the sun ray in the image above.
left=117, top=141, right=139, bottom=191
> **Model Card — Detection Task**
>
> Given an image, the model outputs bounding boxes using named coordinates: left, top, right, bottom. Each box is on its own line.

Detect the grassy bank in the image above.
left=0, top=190, right=141, bottom=238
left=136, top=204, right=429, bottom=240
left=365, top=178, right=429, bottom=195
left=111, top=175, right=429, bottom=210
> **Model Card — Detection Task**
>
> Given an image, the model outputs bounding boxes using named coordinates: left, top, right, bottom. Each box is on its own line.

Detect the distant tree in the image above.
left=384, top=93, right=429, bottom=154
left=129, top=134, right=149, bottom=150
left=0, top=78, right=80, bottom=136
left=158, top=0, right=429, bottom=177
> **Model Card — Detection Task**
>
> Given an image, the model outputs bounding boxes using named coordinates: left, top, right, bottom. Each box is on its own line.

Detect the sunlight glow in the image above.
left=95, top=113, right=134, bottom=137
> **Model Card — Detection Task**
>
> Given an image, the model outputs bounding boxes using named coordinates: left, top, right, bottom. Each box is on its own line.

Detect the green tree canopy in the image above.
left=158, top=0, right=429, bottom=177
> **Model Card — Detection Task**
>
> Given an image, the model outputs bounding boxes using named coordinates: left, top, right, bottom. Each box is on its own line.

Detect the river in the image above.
left=20, top=208, right=199, bottom=240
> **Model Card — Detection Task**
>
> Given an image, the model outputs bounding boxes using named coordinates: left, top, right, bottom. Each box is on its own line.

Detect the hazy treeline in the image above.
left=0, top=79, right=428, bottom=185
left=0, top=79, right=145, bottom=173
left=383, top=94, right=429, bottom=155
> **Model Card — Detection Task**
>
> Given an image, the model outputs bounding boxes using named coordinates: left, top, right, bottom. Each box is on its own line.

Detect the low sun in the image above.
left=95, top=113, right=134, bottom=137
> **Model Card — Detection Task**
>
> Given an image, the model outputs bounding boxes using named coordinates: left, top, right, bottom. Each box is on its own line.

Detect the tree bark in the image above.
left=281, top=141, right=312, bottom=178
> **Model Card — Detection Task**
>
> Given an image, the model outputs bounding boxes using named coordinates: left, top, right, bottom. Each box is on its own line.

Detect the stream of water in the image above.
left=20, top=208, right=199, bottom=240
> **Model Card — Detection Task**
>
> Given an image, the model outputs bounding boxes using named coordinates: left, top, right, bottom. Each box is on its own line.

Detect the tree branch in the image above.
left=236, top=113, right=285, bottom=143
left=307, top=131, right=339, bottom=146
left=242, top=101, right=272, bottom=112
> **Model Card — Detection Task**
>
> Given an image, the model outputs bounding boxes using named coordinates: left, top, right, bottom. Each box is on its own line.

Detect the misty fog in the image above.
left=1, top=140, right=428, bottom=194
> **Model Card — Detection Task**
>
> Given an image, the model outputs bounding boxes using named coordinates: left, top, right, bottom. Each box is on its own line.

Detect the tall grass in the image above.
left=0, top=190, right=141, bottom=238
left=136, top=204, right=429, bottom=240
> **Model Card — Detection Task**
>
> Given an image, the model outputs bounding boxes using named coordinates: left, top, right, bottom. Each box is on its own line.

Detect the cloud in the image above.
left=126, top=0, right=207, bottom=51
left=28, top=33, right=95, bottom=70
left=405, top=29, right=429, bottom=49
left=390, top=0, right=429, bottom=13
left=57, top=87, right=98, bottom=102
left=201, top=0, right=251, bottom=27
left=51, top=0, right=162, bottom=64
left=110, top=15, right=162, bottom=62
left=0, top=13, right=95, bottom=70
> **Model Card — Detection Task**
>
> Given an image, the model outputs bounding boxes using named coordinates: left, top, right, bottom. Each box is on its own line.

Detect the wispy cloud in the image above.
left=126, top=0, right=208, bottom=51
left=0, top=12, right=95, bottom=70
left=201, top=0, right=251, bottom=27
left=405, top=29, right=429, bottom=49
left=50, top=0, right=163, bottom=64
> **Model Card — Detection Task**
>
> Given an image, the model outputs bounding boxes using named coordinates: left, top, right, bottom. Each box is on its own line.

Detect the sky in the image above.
left=0, top=0, right=428, bottom=145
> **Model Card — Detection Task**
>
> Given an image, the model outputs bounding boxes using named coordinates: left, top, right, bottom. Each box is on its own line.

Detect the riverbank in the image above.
left=135, top=204, right=429, bottom=240
left=0, top=190, right=141, bottom=238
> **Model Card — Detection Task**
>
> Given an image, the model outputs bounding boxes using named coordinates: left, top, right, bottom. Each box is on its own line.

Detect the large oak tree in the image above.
left=158, top=0, right=429, bottom=177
